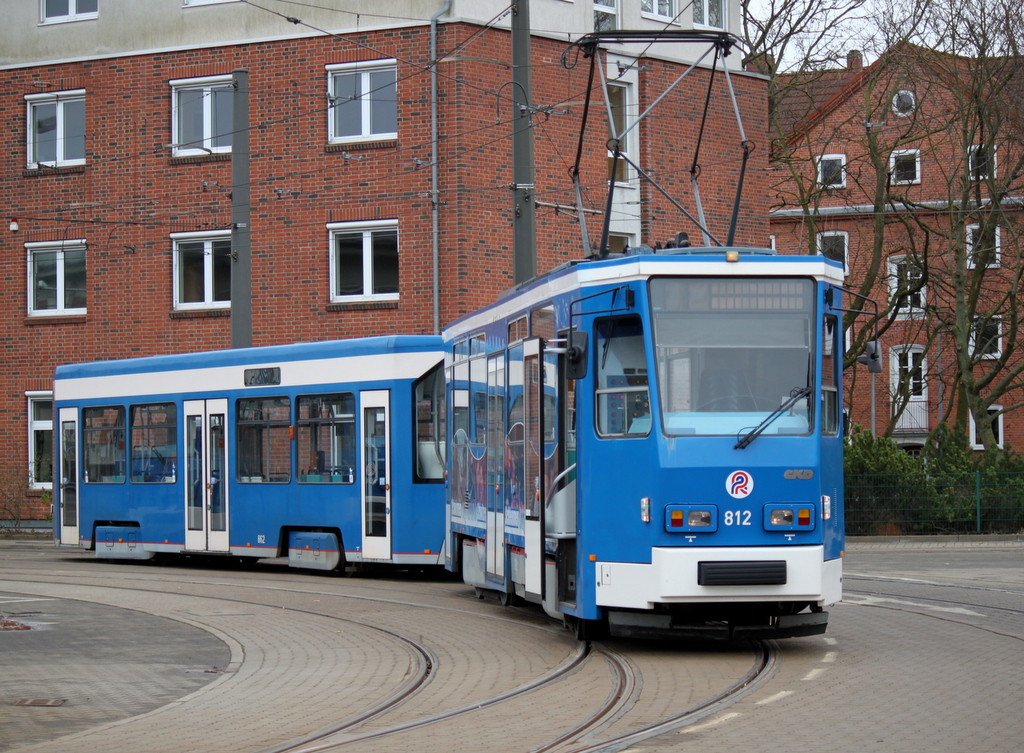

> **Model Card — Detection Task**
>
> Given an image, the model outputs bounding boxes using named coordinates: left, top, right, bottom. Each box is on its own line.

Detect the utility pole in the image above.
left=231, top=68, right=252, bottom=349
left=511, top=0, right=536, bottom=284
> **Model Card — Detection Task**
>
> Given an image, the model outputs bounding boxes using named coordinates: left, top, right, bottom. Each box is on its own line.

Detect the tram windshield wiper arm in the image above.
left=734, top=386, right=813, bottom=450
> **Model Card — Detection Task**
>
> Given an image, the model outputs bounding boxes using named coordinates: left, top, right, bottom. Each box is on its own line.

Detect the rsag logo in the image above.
left=726, top=470, right=753, bottom=499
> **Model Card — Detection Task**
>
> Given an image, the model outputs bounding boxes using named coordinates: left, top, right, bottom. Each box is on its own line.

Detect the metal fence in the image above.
left=846, top=472, right=1024, bottom=535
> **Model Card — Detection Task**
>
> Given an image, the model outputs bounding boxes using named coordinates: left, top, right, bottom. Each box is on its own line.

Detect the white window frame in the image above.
left=693, top=0, right=725, bottom=29
left=606, top=80, right=635, bottom=186
left=891, top=345, right=927, bottom=402
left=817, top=154, right=846, bottom=189
left=183, top=0, right=240, bottom=6
left=967, top=223, right=1001, bottom=269
left=816, top=230, right=849, bottom=274
left=970, top=316, right=1002, bottom=360
left=892, top=89, right=916, bottom=116
left=887, top=255, right=926, bottom=319
left=326, top=60, right=398, bottom=145
left=969, top=144, right=995, bottom=180
left=25, top=90, right=86, bottom=169
left=328, top=220, right=400, bottom=303
left=170, top=75, right=234, bottom=157
left=594, top=0, right=618, bottom=31
left=28, top=391, right=54, bottom=491
left=171, top=230, right=232, bottom=311
left=890, top=149, right=921, bottom=185
left=969, top=405, right=1003, bottom=450
left=27, top=240, right=88, bottom=317
left=641, top=0, right=677, bottom=22
left=40, top=0, right=98, bottom=24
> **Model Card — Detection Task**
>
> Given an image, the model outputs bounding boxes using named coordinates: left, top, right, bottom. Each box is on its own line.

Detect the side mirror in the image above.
left=565, top=330, right=588, bottom=380
left=857, top=339, right=882, bottom=373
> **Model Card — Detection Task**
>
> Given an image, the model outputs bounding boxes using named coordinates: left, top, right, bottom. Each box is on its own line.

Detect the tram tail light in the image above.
left=798, top=508, right=812, bottom=526
left=664, top=505, right=718, bottom=533
left=763, top=504, right=816, bottom=532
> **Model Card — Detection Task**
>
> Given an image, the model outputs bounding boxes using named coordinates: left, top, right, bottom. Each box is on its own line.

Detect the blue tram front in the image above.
left=445, top=248, right=847, bottom=639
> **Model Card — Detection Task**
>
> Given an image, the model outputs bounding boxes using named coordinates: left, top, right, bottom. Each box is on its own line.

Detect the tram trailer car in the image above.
left=444, top=248, right=847, bottom=640
left=52, top=337, right=447, bottom=573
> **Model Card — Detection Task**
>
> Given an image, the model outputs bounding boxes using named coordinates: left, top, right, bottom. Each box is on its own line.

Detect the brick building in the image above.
left=770, top=44, right=1024, bottom=453
left=2, top=0, right=771, bottom=523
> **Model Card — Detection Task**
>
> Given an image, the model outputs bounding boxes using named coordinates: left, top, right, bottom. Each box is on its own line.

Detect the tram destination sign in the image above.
left=244, top=367, right=282, bottom=386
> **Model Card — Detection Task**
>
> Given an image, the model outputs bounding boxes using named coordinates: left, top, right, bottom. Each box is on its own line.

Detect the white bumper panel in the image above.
left=595, top=546, right=842, bottom=609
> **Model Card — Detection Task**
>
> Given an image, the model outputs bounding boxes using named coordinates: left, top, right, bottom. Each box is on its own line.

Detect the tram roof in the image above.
left=54, top=335, right=443, bottom=383
left=444, top=249, right=845, bottom=339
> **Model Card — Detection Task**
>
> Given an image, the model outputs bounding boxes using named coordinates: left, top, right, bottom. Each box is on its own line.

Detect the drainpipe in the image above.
left=430, top=0, right=451, bottom=335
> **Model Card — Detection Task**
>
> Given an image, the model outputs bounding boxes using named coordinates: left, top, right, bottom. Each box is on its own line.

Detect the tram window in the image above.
left=531, top=305, right=555, bottom=342
left=594, top=316, right=651, bottom=437
left=130, top=403, right=177, bottom=483
left=297, top=393, right=355, bottom=483
left=83, top=406, right=126, bottom=483
left=821, top=314, right=840, bottom=435
left=237, top=397, right=292, bottom=483
left=413, top=364, right=446, bottom=482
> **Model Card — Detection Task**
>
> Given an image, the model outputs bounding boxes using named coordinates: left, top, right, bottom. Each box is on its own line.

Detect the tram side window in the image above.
left=595, top=316, right=651, bottom=436
left=130, top=403, right=177, bottom=483
left=413, top=364, right=446, bottom=482
left=83, top=406, right=126, bottom=483
left=297, top=394, right=355, bottom=483
left=237, top=397, right=292, bottom=483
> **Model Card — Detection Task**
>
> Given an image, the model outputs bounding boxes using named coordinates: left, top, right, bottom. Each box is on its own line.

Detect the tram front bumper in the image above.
left=594, top=545, right=842, bottom=609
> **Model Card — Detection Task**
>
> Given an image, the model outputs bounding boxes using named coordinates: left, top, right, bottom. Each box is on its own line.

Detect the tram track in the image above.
left=1, top=550, right=779, bottom=753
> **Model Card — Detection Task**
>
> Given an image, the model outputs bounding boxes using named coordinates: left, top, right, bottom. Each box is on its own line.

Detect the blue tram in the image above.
left=52, top=337, right=447, bottom=572
left=444, top=248, right=850, bottom=639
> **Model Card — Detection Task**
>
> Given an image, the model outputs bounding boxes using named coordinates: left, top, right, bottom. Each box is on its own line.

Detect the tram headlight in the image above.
left=770, top=508, right=795, bottom=526
left=687, top=510, right=712, bottom=527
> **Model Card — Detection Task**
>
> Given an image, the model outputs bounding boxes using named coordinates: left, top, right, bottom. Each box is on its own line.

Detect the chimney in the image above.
left=847, top=50, right=863, bottom=69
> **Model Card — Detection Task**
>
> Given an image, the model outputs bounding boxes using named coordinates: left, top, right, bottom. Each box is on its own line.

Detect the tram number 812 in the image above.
left=723, top=510, right=752, bottom=526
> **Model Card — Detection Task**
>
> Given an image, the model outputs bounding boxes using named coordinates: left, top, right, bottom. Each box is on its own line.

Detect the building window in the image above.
left=969, top=144, right=994, bottom=180
left=892, top=89, right=916, bottom=116
left=967, top=223, right=1000, bottom=269
left=327, top=61, right=397, bottom=144
left=816, top=231, right=848, bottom=272
left=328, top=221, right=399, bottom=302
left=890, top=149, right=921, bottom=185
left=693, top=0, right=724, bottom=28
left=817, top=154, right=845, bottom=188
left=887, top=256, right=925, bottom=318
left=171, top=232, right=231, bottom=310
left=641, top=0, right=676, bottom=19
left=893, top=347, right=926, bottom=399
left=970, top=316, right=1002, bottom=360
left=170, top=76, right=233, bottom=156
left=969, top=405, right=1003, bottom=450
left=28, top=393, right=54, bottom=490
left=27, top=240, right=87, bottom=316
left=607, top=82, right=633, bottom=183
left=594, top=0, right=617, bottom=31
left=25, top=90, right=86, bottom=168
left=41, top=0, right=97, bottom=23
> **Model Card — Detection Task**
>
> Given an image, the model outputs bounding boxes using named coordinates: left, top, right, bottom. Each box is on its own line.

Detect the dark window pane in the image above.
left=371, top=230, right=399, bottom=294
left=45, top=0, right=70, bottom=18
left=63, top=99, right=86, bottom=161
left=332, top=73, right=362, bottom=138
left=179, top=241, right=206, bottom=303
left=177, top=89, right=205, bottom=147
left=334, top=233, right=364, bottom=295
left=212, top=239, right=232, bottom=302
left=33, top=251, right=58, bottom=311
left=212, top=87, right=233, bottom=149
left=368, top=69, right=397, bottom=135
left=33, top=103, right=58, bottom=164
left=77, top=0, right=98, bottom=13
left=63, top=248, right=87, bottom=309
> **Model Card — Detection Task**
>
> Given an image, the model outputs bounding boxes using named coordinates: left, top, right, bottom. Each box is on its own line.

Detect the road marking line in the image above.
left=822, top=651, right=838, bottom=663
left=803, top=668, right=825, bottom=681
left=679, top=712, right=741, bottom=733
left=755, top=691, right=794, bottom=705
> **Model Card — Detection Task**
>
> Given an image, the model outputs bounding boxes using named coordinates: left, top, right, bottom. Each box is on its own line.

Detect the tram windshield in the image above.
left=650, top=277, right=815, bottom=437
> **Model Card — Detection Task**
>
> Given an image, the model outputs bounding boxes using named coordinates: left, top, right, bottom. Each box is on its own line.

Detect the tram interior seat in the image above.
left=698, top=368, right=757, bottom=412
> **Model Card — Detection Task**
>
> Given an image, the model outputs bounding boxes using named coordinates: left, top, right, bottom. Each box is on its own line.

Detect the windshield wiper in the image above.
left=734, top=386, right=812, bottom=450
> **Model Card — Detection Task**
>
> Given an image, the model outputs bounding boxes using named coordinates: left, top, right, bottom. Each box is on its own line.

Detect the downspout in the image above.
left=430, top=0, right=451, bottom=335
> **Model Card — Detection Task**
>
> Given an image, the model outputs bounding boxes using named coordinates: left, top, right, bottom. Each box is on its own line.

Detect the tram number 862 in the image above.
left=724, top=510, right=752, bottom=526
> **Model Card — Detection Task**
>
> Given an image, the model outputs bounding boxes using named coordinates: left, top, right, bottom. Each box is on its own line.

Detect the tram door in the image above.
left=361, top=391, right=392, bottom=561
left=58, top=408, right=80, bottom=545
left=183, top=399, right=230, bottom=552
left=486, top=355, right=505, bottom=580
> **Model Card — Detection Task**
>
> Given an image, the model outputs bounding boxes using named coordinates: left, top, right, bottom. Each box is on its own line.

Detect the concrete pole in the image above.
left=231, top=68, right=252, bottom=349
left=511, top=0, right=536, bottom=284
